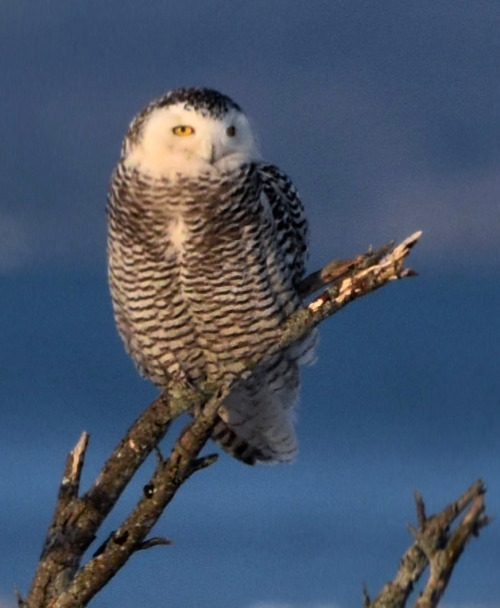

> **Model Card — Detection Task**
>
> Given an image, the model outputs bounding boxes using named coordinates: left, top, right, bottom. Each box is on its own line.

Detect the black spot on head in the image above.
left=156, top=87, right=242, bottom=119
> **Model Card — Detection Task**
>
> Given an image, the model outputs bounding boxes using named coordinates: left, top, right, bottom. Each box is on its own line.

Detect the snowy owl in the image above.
left=107, top=87, right=316, bottom=464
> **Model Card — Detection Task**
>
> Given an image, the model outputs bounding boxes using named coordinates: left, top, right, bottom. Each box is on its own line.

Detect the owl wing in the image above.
left=209, top=164, right=315, bottom=465
left=256, top=163, right=309, bottom=288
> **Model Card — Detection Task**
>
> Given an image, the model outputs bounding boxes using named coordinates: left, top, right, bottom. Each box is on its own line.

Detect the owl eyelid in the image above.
left=173, top=125, right=195, bottom=136
left=226, top=125, right=236, bottom=137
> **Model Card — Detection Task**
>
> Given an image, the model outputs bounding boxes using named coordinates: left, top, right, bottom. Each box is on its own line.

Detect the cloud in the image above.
left=364, top=164, right=500, bottom=268
left=2, top=1, right=498, bottom=276
left=300, top=70, right=500, bottom=270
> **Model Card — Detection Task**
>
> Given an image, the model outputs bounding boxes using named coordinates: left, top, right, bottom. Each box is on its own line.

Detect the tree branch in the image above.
left=297, top=240, right=395, bottom=299
left=25, top=233, right=423, bottom=608
left=365, top=480, right=489, bottom=608
left=51, top=387, right=231, bottom=608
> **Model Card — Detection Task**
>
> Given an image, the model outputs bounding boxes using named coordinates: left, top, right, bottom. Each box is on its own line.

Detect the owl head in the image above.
left=121, top=88, right=259, bottom=178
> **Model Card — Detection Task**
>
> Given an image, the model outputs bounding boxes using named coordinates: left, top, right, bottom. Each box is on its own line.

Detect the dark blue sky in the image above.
left=1, top=3, right=499, bottom=608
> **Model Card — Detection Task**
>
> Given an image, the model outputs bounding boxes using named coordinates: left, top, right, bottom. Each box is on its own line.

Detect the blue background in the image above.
left=1, top=3, right=499, bottom=608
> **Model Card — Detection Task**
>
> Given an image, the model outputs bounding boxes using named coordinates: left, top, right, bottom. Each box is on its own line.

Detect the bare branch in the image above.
left=366, top=480, right=489, bottom=608
left=26, top=433, right=90, bottom=608
left=24, top=388, right=200, bottom=608
left=64, top=432, right=90, bottom=499
left=135, top=537, right=174, bottom=552
left=414, top=490, right=427, bottom=529
left=298, top=240, right=395, bottom=298
left=233, top=232, right=422, bottom=381
left=188, top=453, right=219, bottom=476
left=414, top=485, right=489, bottom=608
left=51, top=387, right=230, bottom=608
left=25, top=233, right=423, bottom=608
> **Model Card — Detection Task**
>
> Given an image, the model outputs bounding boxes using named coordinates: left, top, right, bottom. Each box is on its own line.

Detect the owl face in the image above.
left=123, top=88, right=259, bottom=178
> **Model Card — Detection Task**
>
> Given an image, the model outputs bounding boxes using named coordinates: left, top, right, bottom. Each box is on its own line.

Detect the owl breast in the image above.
left=107, top=162, right=304, bottom=389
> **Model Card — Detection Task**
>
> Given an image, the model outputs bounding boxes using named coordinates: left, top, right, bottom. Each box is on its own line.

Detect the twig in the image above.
left=135, top=537, right=174, bottom=551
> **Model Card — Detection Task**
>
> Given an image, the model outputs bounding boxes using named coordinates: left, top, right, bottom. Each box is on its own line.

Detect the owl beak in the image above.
left=209, top=144, right=216, bottom=164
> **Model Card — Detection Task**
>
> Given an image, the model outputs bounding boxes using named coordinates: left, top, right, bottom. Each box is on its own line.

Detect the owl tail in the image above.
left=210, top=351, right=305, bottom=465
left=211, top=417, right=269, bottom=465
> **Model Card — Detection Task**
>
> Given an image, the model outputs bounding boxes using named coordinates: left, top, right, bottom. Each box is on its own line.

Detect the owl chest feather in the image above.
left=108, top=164, right=300, bottom=384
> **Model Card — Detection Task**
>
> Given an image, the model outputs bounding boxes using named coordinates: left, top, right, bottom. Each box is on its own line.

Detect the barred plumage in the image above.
left=107, top=88, right=316, bottom=464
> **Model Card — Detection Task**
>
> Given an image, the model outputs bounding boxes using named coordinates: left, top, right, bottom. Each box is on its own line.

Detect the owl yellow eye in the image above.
left=226, top=125, right=236, bottom=137
left=172, top=125, right=195, bottom=136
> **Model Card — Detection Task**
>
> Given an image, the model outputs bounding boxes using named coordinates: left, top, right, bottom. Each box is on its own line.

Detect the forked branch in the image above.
left=364, top=480, right=489, bottom=608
